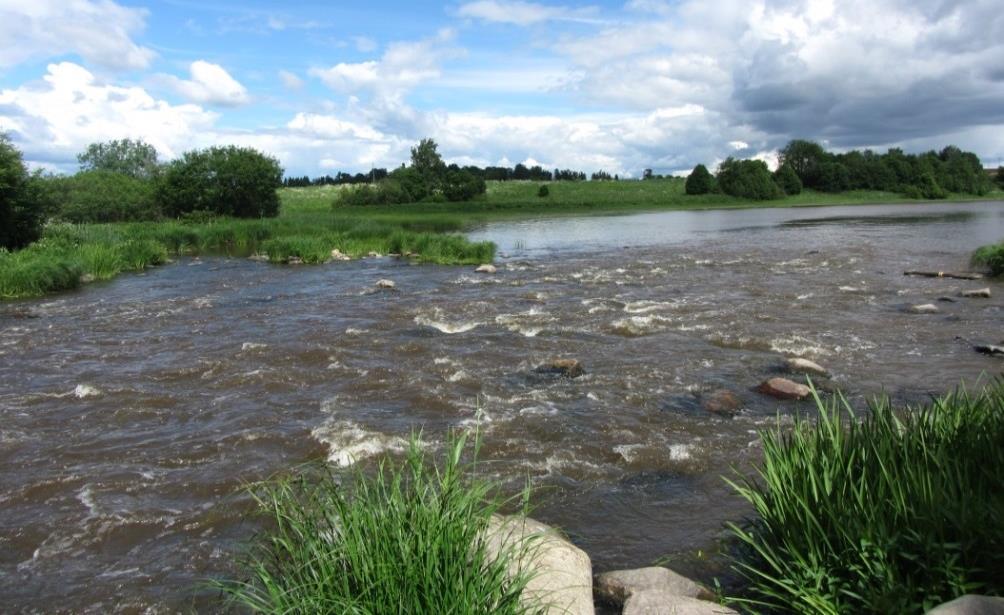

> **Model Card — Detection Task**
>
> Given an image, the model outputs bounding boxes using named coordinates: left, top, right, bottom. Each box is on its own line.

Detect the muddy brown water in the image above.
left=2, top=202, right=1003, bottom=612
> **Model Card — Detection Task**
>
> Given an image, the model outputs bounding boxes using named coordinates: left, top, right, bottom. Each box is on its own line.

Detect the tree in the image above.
left=997, top=166, right=1004, bottom=188
left=774, top=164, right=802, bottom=195
left=156, top=146, right=282, bottom=218
left=778, top=139, right=826, bottom=186
left=78, top=139, right=160, bottom=179
left=685, top=164, right=715, bottom=195
left=716, top=158, right=783, bottom=200
left=55, top=170, right=159, bottom=223
left=410, top=138, right=446, bottom=184
left=0, top=135, right=46, bottom=250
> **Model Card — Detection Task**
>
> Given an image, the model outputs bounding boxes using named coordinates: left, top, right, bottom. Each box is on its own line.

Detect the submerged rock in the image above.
left=595, top=566, right=715, bottom=606
left=926, top=595, right=1004, bottom=615
left=485, top=515, right=593, bottom=615
left=375, top=279, right=396, bottom=289
left=475, top=264, right=497, bottom=274
left=536, top=358, right=585, bottom=378
left=702, top=390, right=742, bottom=416
left=624, top=592, right=738, bottom=615
left=908, top=303, right=940, bottom=314
left=960, top=287, right=991, bottom=298
left=786, top=357, right=830, bottom=378
left=757, top=377, right=811, bottom=400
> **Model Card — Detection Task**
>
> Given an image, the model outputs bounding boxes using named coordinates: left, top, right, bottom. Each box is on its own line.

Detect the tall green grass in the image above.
left=216, top=434, right=541, bottom=614
left=726, top=383, right=1004, bottom=614
left=971, top=242, right=1004, bottom=276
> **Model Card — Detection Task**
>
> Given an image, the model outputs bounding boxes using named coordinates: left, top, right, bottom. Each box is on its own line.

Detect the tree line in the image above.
left=285, top=162, right=606, bottom=187
left=685, top=139, right=997, bottom=200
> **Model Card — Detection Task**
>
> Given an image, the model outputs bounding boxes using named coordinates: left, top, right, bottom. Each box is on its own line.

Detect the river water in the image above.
left=2, top=202, right=1003, bottom=612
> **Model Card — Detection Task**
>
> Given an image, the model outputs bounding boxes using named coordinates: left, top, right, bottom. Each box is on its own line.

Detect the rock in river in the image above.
left=475, top=264, right=497, bottom=274
left=960, top=288, right=991, bottom=298
left=786, top=357, right=830, bottom=378
left=595, top=566, right=715, bottom=606
left=757, top=377, right=811, bottom=400
left=536, top=359, right=585, bottom=378
left=908, top=303, right=940, bottom=314
left=623, top=592, right=738, bottom=615
left=375, top=279, right=396, bottom=289
left=330, top=248, right=351, bottom=261
left=702, top=389, right=742, bottom=416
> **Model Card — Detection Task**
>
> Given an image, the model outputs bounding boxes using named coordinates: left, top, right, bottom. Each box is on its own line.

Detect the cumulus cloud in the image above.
left=163, top=61, right=250, bottom=107
left=0, top=0, right=155, bottom=70
left=457, top=0, right=598, bottom=26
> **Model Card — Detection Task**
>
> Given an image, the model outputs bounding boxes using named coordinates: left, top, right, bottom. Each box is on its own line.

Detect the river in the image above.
left=1, top=201, right=1002, bottom=611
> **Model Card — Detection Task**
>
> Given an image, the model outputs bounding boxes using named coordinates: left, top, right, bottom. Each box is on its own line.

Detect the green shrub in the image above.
left=773, top=164, right=803, bottom=195
left=77, top=139, right=161, bottom=179
left=156, top=146, right=282, bottom=218
left=215, top=434, right=540, bottom=614
left=55, top=170, right=159, bottom=223
left=443, top=168, right=486, bottom=202
left=972, top=243, right=1004, bottom=276
left=716, top=158, right=782, bottom=200
left=0, top=135, right=46, bottom=250
left=537, top=185, right=549, bottom=198
left=727, top=383, right=1004, bottom=614
left=685, top=164, right=715, bottom=195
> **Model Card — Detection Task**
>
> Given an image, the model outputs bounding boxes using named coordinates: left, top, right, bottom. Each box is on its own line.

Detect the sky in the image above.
left=1, top=0, right=1003, bottom=178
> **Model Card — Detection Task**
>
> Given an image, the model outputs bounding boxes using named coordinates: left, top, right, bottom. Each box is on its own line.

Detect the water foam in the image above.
left=311, top=420, right=409, bottom=467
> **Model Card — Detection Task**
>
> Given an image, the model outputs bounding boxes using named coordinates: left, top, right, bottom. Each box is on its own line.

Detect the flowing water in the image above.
left=2, top=201, right=1003, bottom=612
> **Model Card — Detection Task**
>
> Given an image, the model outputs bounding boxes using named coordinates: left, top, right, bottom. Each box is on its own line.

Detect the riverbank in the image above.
left=3, top=180, right=1001, bottom=300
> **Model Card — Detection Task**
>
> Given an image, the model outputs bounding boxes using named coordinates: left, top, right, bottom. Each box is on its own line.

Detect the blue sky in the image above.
left=2, top=0, right=1003, bottom=177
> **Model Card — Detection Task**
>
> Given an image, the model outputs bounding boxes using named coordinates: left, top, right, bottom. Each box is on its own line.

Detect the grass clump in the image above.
left=216, top=434, right=540, bottom=614
left=726, top=383, right=1004, bottom=614
left=971, top=242, right=1004, bottom=276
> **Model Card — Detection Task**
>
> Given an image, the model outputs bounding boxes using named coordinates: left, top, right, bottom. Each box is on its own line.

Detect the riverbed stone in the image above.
left=595, top=567, right=715, bottom=605
left=960, top=288, right=991, bottom=298
left=536, top=358, right=585, bottom=378
left=702, top=390, right=742, bottom=416
left=367, top=251, right=381, bottom=258
left=375, top=279, right=395, bottom=289
left=79, top=273, right=96, bottom=284
left=926, top=595, right=1004, bottom=615
left=287, top=256, right=304, bottom=265
left=785, top=357, right=830, bottom=378
left=330, top=248, right=351, bottom=261
left=485, top=515, right=593, bottom=615
left=476, top=264, right=497, bottom=273
left=623, top=591, right=738, bottom=615
left=757, top=377, right=811, bottom=400
left=908, top=303, right=940, bottom=314
left=974, top=344, right=1004, bottom=356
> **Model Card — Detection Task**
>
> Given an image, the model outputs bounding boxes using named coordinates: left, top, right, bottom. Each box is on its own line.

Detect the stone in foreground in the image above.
left=623, top=591, right=738, bottom=615
left=785, top=357, right=829, bottom=378
left=375, top=279, right=395, bottom=289
left=485, top=515, right=593, bottom=615
left=908, top=303, right=940, bottom=314
left=960, top=288, right=991, bottom=298
left=757, top=377, right=811, bottom=400
left=476, top=264, right=497, bottom=273
left=536, top=359, right=585, bottom=378
left=926, top=595, right=1004, bottom=615
left=595, top=566, right=715, bottom=606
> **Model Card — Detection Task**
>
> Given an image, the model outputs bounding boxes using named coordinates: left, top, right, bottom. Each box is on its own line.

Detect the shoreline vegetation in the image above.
left=219, top=382, right=1004, bottom=613
left=2, top=180, right=1002, bottom=300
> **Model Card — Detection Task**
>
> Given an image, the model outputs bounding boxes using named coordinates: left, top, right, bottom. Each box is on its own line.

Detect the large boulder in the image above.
left=926, top=595, right=1004, bottom=615
left=485, top=515, right=593, bottom=615
left=757, top=377, right=811, bottom=400
left=536, top=359, right=585, bottom=378
left=595, top=567, right=715, bottom=605
left=623, top=591, right=738, bottom=615
left=785, top=357, right=829, bottom=378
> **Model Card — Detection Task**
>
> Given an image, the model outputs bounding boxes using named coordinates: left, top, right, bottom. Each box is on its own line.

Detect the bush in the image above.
left=0, top=135, right=46, bottom=250
left=54, top=170, right=159, bottom=223
left=537, top=184, right=549, bottom=198
left=443, top=168, right=486, bottom=202
left=972, top=242, right=1004, bottom=276
left=902, top=172, right=947, bottom=199
left=77, top=139, right=160, bottom=179
left=716, top=158, right=783, bottom=200
left=685, top=164, right=715, bottom=195
left=773, top=164, right=803, bottom=195
left=727, top=383, right=1004, bottom=614
left=216, top=434, right=539, bottom=614
left=156, top=146, right=282, bottom=218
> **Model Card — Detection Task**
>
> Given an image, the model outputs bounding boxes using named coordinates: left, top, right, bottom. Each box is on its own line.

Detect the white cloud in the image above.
left=0, top=0, right=155, bottom=70
left=352, top=36, right=378, bottom=53
left=278, top=70, right=304, bottom=91
left=457, top=1, right=598, bottom=26
left=164, top=61, right=250, bottom=107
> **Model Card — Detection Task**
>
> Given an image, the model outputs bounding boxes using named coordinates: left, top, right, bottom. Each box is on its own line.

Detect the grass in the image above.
left=215, top=433, right=542, bottom=614
left=3, top=180, right=1002, bottom=300
left=725, top=382, right=1004, bottom=614
left=972, top=241, right=1004, bottom=276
